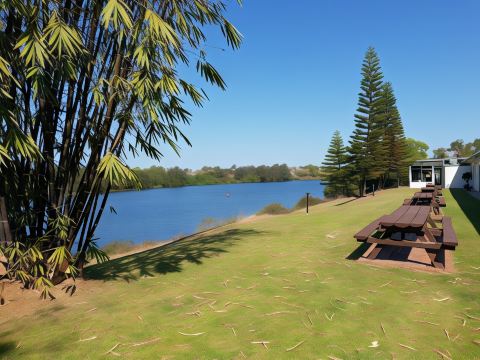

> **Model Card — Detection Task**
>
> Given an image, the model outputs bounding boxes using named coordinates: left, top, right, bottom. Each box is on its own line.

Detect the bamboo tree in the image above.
left=0, top=0, right=242, bottom=297
left=349, top=47, right=385, bottom=196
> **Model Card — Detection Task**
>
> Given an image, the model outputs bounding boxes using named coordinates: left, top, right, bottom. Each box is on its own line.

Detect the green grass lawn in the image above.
left=1, top=188, right=480, bottom=359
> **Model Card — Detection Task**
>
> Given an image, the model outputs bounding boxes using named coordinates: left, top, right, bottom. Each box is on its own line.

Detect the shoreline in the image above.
left=110, top=178, right=322, bottom=193
left=96, top=196, right=345, bottom=262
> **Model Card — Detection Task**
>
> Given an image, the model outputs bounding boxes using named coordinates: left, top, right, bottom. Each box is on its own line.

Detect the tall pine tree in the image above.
left=380, top=82, right=408, bottom=187
left=322, top=131, right=354, bottom=197
left=349, top=47, right=385, bottom=196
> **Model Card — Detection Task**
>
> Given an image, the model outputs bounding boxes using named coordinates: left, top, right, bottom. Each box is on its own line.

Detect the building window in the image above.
left=411, top=166, right=432, bottom=182
left=422, top=169, right=432, bottom=182
left=411, top=166, right=421, bottom=181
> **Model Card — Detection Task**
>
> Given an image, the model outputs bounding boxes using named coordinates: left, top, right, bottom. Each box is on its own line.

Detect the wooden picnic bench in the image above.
left=442, top=217, right=458, bottom=249
left=353, top=215, right=387, bottom=241
left=354, top=205, right=458, bottom=269
left=437, top=197, right=446, bottom=207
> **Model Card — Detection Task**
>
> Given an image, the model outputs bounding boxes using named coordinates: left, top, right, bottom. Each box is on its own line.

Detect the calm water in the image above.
left=95, top=180, right=324, bottom=246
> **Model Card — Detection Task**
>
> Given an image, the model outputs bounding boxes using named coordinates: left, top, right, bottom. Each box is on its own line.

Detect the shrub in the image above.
left=293, top=195, right=324, bottom=210
left=196, top=216, right=240, bottom=232
left=102, top=240, right=136, bottom=255
left=257, top=203, right=291, bottom=215
left=102, top=240, right=160, bottom=256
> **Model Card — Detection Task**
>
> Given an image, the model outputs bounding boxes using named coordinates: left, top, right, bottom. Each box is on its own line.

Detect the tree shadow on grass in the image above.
left=84, top=229, right=263, bottom=281
left=450, top=189, right=480, bottom=235
left=0, top=342, right=16, bottom=356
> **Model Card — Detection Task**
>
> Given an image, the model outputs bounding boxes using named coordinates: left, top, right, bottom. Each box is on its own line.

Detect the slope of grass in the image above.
left=1, top=188, right=480, bottom=359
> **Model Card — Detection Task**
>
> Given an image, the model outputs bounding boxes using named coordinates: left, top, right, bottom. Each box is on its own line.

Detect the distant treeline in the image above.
left=109, top=164, right=322, bottom=191
left=432, top=138, right=480, bottom=159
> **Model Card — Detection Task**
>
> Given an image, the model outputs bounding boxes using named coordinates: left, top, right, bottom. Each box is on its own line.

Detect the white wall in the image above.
left=444, top=165, right=471, bottom=188
left=410, top=181, right=429, bottom=189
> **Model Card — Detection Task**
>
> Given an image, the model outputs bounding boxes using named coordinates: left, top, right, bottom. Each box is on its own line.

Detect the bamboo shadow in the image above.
left=84, top=229, right=263, bottom=281
left=450, top=189, right=480, bottom=235
left=0, top=342, right=15, bottom=356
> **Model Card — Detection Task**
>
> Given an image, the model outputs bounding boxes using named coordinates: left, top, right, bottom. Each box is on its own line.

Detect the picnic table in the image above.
left=354, top=205, right=458, bottom=269
left=413, top=192, right=433, bottom=200
left=402, top=192, right=446, bottom=215
left=421, top=186, right=443, bottom=196
left=421, top=187, right=435, bottom=192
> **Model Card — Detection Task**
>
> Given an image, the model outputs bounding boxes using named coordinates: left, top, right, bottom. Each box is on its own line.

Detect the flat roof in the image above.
left=411, top=159, right=443, bottom=167
left=411, top=157, right=468, bottom=167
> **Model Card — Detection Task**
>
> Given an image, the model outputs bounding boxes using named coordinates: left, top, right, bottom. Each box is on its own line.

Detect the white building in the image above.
left=409, top=157, right=471, bottom=189
left=464, top=151, right=480, bottom=192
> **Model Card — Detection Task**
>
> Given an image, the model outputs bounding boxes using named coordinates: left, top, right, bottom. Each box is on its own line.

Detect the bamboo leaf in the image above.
left=222, top=20, right=243, bottom=49
left=44, top=11, right=84, bottom=58
left=0, top=145, right=11, bottom=167
left=196, top=61, right=226, bottom=90
left=144, top=9, right=179, bottom=48
left=101, top=0, right=133, bottom=30
left=5, top=124, right=42, bottom=161
left=96, top=152, right=142, bottom=189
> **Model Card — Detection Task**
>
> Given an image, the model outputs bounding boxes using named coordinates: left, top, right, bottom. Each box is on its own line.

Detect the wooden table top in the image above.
left=421, top=187, right=435, bottom=192
left=413, top=192, right=433, bottom=199
left=379, top=205, right=430, bottom=229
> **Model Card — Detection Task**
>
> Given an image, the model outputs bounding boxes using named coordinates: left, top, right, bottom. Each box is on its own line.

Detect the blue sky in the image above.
left=129, top=0, right=480, bottom=170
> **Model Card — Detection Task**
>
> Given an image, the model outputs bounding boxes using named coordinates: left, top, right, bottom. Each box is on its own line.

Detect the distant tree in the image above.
left=433, top=148, right=449, bottom=159
left=432, top=138, right=480, bottom=159
left=349, top=47, right=385, bottom=196
left=322, top=131, right=354, bottom=197
left=472, top=139, right=480, bottom=153
left=405, top=138, right=429, bottom=162
left=234, top=166, right=259, bottom=182
left=449, top=139, right=466, bottom=157
left=302, top=165, right=322, bottom=177
left=166, top=167, right=188, bottom=187
left=270, top=164, right=291, bottom=182
left=380, top=82, right=408, bottom=187
left=462, top=142, right=476, bottom=157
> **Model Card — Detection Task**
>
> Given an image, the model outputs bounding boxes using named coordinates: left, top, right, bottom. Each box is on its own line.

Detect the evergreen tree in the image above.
left=349, top=47, right=385, bottom=196
left=380, top=82, right=408, bottom=186
left=322, top=131, right=354, bottom=197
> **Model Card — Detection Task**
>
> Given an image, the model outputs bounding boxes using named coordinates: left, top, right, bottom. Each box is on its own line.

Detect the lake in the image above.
left=95, top=180, right=324, bottom=246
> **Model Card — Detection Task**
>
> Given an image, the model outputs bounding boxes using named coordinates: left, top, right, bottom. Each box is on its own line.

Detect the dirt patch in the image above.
left=0, top=278, right=106, bottom=325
